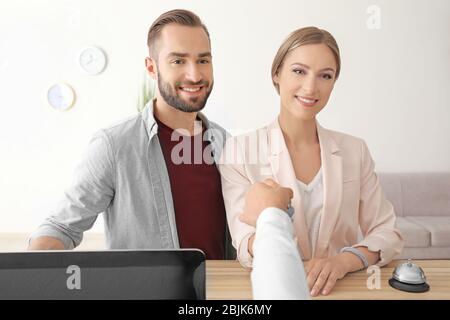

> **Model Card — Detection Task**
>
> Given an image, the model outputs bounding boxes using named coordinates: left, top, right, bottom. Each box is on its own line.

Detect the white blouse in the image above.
left=296, top=168, right=324, bottom=257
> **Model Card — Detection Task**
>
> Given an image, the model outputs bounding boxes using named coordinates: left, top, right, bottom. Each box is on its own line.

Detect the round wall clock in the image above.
left=79, top=46, right=107, bottom=75
left=47, top=83, right=76, bottom=111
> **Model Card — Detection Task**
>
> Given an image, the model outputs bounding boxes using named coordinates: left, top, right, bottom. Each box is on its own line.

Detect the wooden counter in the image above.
left=206, top=260, right=450, bottom=300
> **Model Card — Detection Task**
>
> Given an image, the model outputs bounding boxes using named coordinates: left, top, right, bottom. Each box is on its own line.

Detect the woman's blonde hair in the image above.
left=271, top=26, right=341, bottom=93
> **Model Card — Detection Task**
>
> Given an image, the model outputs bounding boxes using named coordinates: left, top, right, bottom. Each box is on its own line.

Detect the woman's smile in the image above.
left=295, top=95, right=319, bottom=107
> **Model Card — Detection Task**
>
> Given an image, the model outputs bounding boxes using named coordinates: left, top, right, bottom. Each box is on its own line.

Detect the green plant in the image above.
left=137, top=72, right=156, bottom=112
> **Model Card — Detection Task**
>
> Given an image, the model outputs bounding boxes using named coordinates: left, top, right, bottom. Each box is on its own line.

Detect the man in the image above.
left=28, top=9, right=233, bottom=260
left=240, top=179, right=310, bottom=300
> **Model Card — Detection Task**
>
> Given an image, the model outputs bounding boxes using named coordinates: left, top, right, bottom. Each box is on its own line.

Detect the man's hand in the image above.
left=27, top=236, right=65, bottom=250
left=239, top=179, right=293, bottom=227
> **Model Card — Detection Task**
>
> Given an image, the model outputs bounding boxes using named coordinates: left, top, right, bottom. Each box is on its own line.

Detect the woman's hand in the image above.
left=305, top=253, right=361, bottom=296
left=239, top=179, right=293, bottom=227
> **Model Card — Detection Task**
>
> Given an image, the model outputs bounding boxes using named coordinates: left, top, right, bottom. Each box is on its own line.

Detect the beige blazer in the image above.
left=219, top=119, right=404, bottom=268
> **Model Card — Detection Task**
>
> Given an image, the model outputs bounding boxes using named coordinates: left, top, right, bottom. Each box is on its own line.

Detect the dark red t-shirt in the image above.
left=155, top=116, right=226, bottom=260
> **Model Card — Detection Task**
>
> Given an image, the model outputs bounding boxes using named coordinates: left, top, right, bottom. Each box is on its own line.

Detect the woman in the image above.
left=219, top=27, right=404, bottom=296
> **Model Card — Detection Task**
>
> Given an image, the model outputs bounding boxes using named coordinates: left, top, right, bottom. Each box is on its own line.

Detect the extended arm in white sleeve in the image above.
left=251, top=208, right=311, bottom=300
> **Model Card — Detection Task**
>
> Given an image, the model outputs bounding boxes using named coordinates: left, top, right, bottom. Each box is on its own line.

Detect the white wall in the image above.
left=0, top=0, right=449, bottom=233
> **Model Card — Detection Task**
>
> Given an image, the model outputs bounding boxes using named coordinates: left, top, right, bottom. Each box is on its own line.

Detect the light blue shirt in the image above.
left=29, top=101, right=234, bottom=258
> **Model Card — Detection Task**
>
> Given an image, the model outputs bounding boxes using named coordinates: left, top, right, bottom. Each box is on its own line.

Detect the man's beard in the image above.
left=157, top=71, right=213, bottom=113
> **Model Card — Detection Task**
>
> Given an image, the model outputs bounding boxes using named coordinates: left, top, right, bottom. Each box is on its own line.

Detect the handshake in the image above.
left=239, top=179, right=294, bottom=227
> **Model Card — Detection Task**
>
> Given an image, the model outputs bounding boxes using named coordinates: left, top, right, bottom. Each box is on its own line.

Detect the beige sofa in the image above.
left=378, top=172, right=450, bottom=259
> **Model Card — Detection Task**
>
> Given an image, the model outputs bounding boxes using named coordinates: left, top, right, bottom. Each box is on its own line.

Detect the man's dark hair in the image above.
left=147, top=9, right=210, bottom=60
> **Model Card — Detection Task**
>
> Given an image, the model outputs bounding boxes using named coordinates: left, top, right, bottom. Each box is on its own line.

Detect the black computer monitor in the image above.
left=0, top=249, right=205, bottom=300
